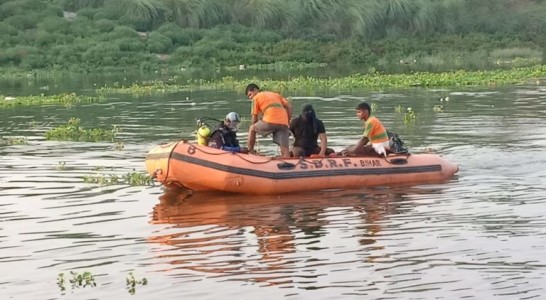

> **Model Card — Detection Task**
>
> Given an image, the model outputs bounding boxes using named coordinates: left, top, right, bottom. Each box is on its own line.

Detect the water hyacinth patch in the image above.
left=57, top=271, right=97, bottom=293
left=45, top=118, right=119, bottom=142
left=83, top=171, right=153, bottom=186
left=1, top=136, right=28, bottom=145
left=0, top=93, right=102, bottom=108
left=126, top=272, right=148, bottom=295
left=404, top=107, right=417, bottom=124
left=97, top=65, right=546, bottom=96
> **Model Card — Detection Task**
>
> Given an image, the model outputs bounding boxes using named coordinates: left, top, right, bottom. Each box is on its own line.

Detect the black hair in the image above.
left=301, top=103, right=320, bottom=134
left=301, top=103, right=313, bottom=113
left=356, top=102, right=371, bottom=114
left=245, top=83, right=260, bottom=94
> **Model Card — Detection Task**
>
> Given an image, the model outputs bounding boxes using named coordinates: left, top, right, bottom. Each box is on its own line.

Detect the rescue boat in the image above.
left=145, top=140, right=458, bottom=194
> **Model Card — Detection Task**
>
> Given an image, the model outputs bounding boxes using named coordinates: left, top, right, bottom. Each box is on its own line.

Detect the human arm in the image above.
left=281, top=97, right=292, bottom=121
left=318, top=132, right=327, bottom=157
left=250, top=97, right=260, bottom=124
left=289, top=118, right=297, bottom=135
left=247, top=115, right=258, bottom=152
left=341, top=136, right=369, bottom=156
left=317, top=121, right=327, bottom=156
left=355, top=136, right=370, bottom=149
left=208, top=131, right=224, bottom=149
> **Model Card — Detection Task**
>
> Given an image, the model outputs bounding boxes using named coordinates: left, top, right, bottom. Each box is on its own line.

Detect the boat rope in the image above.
left=158, top=140, right=181, bottom=186
left=189, top=142, right=277, bottom=164
left=383, top=153, right=411, bottom=165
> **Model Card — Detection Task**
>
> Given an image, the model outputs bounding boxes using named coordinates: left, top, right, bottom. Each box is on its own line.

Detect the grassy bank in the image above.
left=0, top=0, right=544, bottom=76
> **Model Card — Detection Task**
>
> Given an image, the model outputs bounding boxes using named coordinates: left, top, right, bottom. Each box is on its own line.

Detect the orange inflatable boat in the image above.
left=145, top=141, right=459, bottom=194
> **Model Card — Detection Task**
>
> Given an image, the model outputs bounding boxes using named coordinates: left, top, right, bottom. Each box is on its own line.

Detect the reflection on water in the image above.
left=148, top=188, right=414, bottom=287
left=1, top=82, right=546, bottom=299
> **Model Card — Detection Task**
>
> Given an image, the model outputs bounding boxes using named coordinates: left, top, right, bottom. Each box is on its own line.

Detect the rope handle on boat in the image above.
left=383, top=153, right=411, bottom=165
left=154, top=140, right=182, bottom=187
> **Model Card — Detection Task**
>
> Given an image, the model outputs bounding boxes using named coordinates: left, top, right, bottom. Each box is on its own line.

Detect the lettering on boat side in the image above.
left=298, top=159, right=382, bottom=169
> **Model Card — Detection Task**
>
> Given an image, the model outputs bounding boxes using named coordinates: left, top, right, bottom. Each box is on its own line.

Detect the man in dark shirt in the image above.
left=208, top=112, right=248, bottom=153
left=289, top=104, right=334, bottom=157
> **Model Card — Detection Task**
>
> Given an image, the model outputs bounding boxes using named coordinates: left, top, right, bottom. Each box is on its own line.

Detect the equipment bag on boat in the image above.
left=387, top=131, right=408, bottom=154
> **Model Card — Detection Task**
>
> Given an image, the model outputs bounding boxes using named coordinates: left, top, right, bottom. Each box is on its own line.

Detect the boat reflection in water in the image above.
left=148, top=187, right=441, bottom=287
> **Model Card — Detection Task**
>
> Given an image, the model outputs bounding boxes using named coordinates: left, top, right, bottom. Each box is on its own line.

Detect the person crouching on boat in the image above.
left=208, top=112, right=248, bottom=153
left=289, top=103, right=335, bottom=157
left=340, top=102, right=390, bottom=157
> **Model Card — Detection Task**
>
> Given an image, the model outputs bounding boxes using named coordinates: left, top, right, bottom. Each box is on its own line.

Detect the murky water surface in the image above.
left=1, top=78, right=546, bottom=299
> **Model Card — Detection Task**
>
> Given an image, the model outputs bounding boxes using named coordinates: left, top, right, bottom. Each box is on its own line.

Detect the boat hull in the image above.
left=145, top=141, right=459, bottom=194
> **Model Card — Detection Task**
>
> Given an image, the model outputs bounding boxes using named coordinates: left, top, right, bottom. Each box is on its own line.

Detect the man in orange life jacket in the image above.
left=341, top=102, right=390, bottom=156
left=245, top=83, right=292, bottom=158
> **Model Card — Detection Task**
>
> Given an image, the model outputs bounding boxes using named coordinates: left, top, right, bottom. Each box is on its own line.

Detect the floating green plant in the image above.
left=126, top=272, right=148, bottom=295
left=404, top=107, right=416, bottom=124
left=433, top=105, right=445, bottom=112
left=235, top=61, right=328, bottom=71
left=394, top=105, right=403, bottom=113
left=45, top=118, right=119, bottom=142
left=56, top=161, right=67, bottom=171
left=114, top=141, right=125, bottom=151
left=371, top=102, right=378, bottom=112
left=83, top=170, right=153, bottom=186
left=97, top=80, right=190, bottom=96
left=1, top=93, right=102, bottom=108
left=1, top=136, right=28, bottom=145
left=57, top=273, right=65, bottom=292
left=83, top=173, right=120, bottom=186
left=57, top=271, right=97, bottom=292
left=123, top=171, right=154, bottom=186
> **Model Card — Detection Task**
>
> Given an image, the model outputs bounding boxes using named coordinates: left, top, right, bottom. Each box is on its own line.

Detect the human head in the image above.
left=224, top=112, right=241, bottom=131
left=356, top=102, right=371, bottom=121
left=245, top=83, right=260, bottom=99
left=301, top=103, right=316, bottom=121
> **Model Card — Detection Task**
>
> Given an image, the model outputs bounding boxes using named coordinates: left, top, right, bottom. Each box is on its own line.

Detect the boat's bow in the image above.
left=145, top=141, right=179, bottom=187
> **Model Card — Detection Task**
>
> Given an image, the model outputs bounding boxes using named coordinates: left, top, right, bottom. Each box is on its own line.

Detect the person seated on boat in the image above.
left=245, top=83, right=292, bottom=158
left=208, top=112, right=248, bottom=153
left=289, top=103, right=335, bottom=157
left=340, top=102, right=390, bottom=157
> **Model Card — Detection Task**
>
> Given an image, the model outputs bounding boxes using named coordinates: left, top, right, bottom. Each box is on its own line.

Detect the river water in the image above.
left=1, top=77, right=546, bottom=299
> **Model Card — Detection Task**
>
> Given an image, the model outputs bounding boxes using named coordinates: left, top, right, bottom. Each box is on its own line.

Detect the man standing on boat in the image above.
left=290, top=103, right=334, bottom=157
left=245, top=83, right=292, bottom=158
left=341, top=102, right=390, bottom=157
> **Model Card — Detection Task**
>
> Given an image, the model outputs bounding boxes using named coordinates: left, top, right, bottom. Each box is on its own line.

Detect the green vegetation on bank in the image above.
left=0, top=0, right=545, bottom=74
left=97, top=65, right=546, bottom=95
